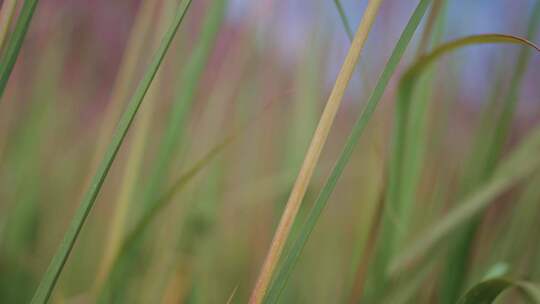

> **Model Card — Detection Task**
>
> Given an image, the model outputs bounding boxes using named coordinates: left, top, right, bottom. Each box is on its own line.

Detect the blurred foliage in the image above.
left=0, top=0, right=540, bottom=303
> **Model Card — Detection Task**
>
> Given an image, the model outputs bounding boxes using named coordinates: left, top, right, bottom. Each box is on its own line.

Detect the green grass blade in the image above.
left=441, top=5, right=540, bottom=302
left=373, top=1, right=448, bottom=293
left=93, top=0, right=172, bottom=289
left=98, top=88, right=276, bottom=303
left=390, top=124, right=540, bottom=276
left=29, top=2, right=193, bottom=303
left=262, top=1, right=433, bottom=302
left=0, top=0, right=19, bottom=50
left=98, top=137, right=231, bottom=302
left=457, top=278, right=514, bottom=304
left=333, top=0, right=353, bottom=40
left=138, top=0, right=227, bottom=216
left=0, top=0, right=40, bottom=101
left=401, top=35, right=539, bottom=87
left=519, top=282, right=540, bottom=303
left=364, top=3, right=449, bottom=301
left=382, top=35, right=539, bottom=300
left=457, top=277, right=540, bottom=304
left=250, top=1, right=384, bottom=301
left=481, top=3, right=540, bottom=177
left=123, top=134, right=234, bottom=247
left=97, top=3, right=227, bottom=301
left=97, top=118, right=257, bottom=302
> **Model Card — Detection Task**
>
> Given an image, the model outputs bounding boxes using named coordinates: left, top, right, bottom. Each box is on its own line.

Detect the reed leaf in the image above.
left=333, top=0, right=353, bottom=40
left=365, top=2, right=446, bottom=299
left=441, top=4, right=540, bottom=302
left=390, top=120, right=540, bottom=276
left=0, top=0, right=40, bottom=100
left=457, top=277, right=540, bottom=304
left=0, top=0, right=18, bottom=50
left=389, top=34, right=540, bottom=276
left=138, top=0, right=227, bottom=215
left=29, top=1, right=193, bottom=303
left=98, top=85, right=278, bottom=302
left=93, top=0, right=165, bottom=289
left=263, top=1, right=433, bottom=303
left=248, top=1, right=384, bottom=302
left=97, top=3, right=227, bottom=301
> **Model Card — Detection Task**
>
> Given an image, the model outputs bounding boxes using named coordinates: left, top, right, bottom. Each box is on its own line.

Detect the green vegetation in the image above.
left=0, top=0, right=539, bottom=303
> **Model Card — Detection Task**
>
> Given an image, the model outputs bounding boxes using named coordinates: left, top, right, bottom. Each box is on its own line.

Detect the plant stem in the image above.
left=29, top=1, right=193, bottom=303
left=0, top=0, right=18, bottom=51
left=248, top=1, right=384, bottom=302
left=0, top=0, right=40, bottom=100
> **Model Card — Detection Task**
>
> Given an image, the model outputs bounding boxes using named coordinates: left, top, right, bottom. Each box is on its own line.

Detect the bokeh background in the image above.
left=1, top=0, right=540, bottom=303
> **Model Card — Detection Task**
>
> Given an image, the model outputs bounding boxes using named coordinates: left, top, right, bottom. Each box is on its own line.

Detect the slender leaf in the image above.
left=390, top=122, right=540, bottom=275
left=124, top=133, right=233, bottom=246
left=93, top=0, right=166, bottom=288
left=97, top=3, right=228, bottom=301
left=458, top=277, right=540, bottom=304
left=369, top=1, right=448, bottom=297
left=249, top=1, right=385, bottom=302
left=333, top=0, right=353, bottom=40
left=98, top=83, right=279, bottom=302
left=0, top=0, right=19, bottom=50
left=442, top=4, right=540, bottom=302
left=458, top=278, right=514, bottom=304
left=29, top=1, right=193, bottom=303
left=263, top=1, right=433, bottom=302
left=0, top=0, right=40, bottom=100
left=138, top=0, right=227, bottom=216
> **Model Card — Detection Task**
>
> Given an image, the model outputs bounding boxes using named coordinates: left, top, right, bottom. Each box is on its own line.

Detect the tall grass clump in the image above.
left=0, top=0, right=40, bottom=100
left=264, top=1, right=432, bottom=303
left=95, top=2, right=228, bottom=302
left=1, top=1, right=540, bottom=303
left=441, top=4, right=540, bottom=303
left=249, top=0, right=384, bottom=302
left=30, top=1, right=193, bottom=303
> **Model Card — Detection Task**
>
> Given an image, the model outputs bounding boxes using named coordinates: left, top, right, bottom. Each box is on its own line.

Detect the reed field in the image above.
left=1, top=0, right=540, bottom=303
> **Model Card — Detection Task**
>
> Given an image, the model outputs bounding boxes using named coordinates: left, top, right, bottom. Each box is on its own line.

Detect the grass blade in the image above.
left=389, top=33, right=540, bottom=273
left=98, top=88, right=278, bottom=302
left=96, top=137, right=230, bottom=303
left=29, top=1, right=193, bottom=303
left=263, top=1, right=433, bottom=302
left=93, top=0, right=164, bottom=288
left=0, top=0, right=40, bottom=100
left=457, top=277, right=540, bottom=304
left=85, top=0, right=161, bottom=183
left=333, top=0, right=353, bottom=41
left=441, top=4, right=540, bottom=302
left=366, top=2, right=447, bottom=299
left=0, top=0, right=18, bottom=50
left=390, top=123, right=540, bottom=276
left=457, top=278, right=514, bottom=304
left=124, top=133, right=234, bottom=246
left=248, top=1, right=384, bottom=302
left=96, top=3, right=228, bottom=301
left=138, top=0, right=227, bottom=216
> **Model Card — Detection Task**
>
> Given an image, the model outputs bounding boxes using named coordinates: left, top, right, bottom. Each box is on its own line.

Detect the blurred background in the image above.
left=1, top=0, right=540, bottom=303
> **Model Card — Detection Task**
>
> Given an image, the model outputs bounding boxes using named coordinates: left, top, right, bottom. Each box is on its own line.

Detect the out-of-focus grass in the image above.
left=30, top=1, right=193, bottom=303
left=249, top=1, right=384, bottom=302
left=1, top=1, right=540, bottom=303
left=94, top=0, right=164, bottom=289
left=264, top=1, right=432, bottom=302
left=0, top=0, right=40, bottom=99
left=0, top=0, right=18, bottom=50
left=441, top=4, right=540, bottom=303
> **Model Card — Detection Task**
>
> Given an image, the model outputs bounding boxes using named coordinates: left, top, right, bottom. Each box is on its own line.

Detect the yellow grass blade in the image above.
left=248, top=0, right=385, bottom=303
